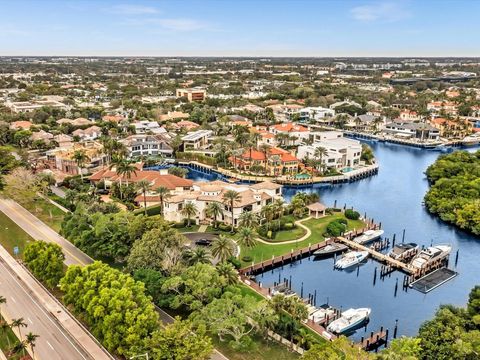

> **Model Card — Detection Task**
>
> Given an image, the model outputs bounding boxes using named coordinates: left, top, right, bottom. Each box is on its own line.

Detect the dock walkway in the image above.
left=336, top=236, right=414, bottom=274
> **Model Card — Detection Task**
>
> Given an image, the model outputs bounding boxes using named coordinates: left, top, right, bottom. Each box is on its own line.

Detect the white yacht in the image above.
left=327, top=308, right=371, bottom=334
left=388, top=242, right=419, bottom=260
left=334, top=251, right=369, bottom=269
left=462, top=133, right=480, bottom=146
left=410, top=244, right=452, bottom=270
left=353, top=229, right=385, bottom=244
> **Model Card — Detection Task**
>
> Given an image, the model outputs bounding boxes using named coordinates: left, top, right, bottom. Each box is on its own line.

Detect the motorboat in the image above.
left=334, top=251, right=369, bottom=269
left=388, top=242, right=419, bottom=260
left=410, top=244, right=452, bottom=270
left=327, top=308, right=371, bottom=334
left=462, top=134, right=480, bottom=147
left=353, top=229, right=385, bottom=244
left=308, top=304, right=336, bottom=323
left=313, top=243, right=348, bottom=258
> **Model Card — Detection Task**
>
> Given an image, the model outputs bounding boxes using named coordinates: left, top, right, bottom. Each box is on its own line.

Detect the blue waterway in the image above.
left=163, top=143, right=480, bottom=340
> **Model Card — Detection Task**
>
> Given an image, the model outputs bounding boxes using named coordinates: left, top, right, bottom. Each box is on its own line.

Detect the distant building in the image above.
left=229, top=147, right=300, bottom=175
left=384, top=121, right=440, bottom=140
left=176, top=88, right=206, bottom=102
left=8, top=100, right=68, bottom=113
left=10, top=120, right=33, bottom=130
left=133, top=121, right=167, bottom=135
left=72, top=126, right=102, bottom=141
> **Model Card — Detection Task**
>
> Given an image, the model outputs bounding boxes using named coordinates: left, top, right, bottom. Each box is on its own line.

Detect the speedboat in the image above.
left=327, top=308, right=371, bottom=334
left=388, top=242, right=419, bottom=260
left=313, top=243, right=348, bottom=258
left=410, top=244, right=452, bottom=270
left=334, top=251, right=369, bottom=269
left=353, top=229, right=384, bottom=244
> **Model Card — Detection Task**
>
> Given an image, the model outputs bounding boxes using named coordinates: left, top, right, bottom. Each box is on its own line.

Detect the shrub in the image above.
left=326, top=220, right=346, bottom=237
left=227, top=256, right=242, bottom=269
left=284, top=223, right=294, bottom=229
left=242, top=256, right=252, bottom=262
left=337, top=218, right=348, bottom=225
left=267, top=230, right=273, bottom=239
left=345, top=209, right=360, bottom=220
left=218, top=223, right=232, bottom=232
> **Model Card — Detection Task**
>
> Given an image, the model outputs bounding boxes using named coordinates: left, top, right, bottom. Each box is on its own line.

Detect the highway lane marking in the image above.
left=46, top=341, right=55, bottom=350
left=0, top=260, right=88, bottom=360
left=0, top=201, right=90, bottom=266
left=10, top=296, right=16, bottom=303
left=28, top=317, right=33, bottom=324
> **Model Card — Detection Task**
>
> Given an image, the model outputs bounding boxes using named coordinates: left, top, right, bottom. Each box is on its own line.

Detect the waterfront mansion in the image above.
left=163, top=180, right=283, bottom=226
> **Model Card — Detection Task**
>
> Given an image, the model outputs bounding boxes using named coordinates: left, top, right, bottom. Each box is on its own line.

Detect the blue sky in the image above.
left=0, top=0, right=479, bottom=57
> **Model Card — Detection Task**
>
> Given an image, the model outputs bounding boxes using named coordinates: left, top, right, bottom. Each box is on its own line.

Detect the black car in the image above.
left=195, top=238, right=212, bottom=246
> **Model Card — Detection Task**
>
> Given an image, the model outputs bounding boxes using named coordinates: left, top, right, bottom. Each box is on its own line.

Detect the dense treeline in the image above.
left=424, top=150, right=480, bottom=235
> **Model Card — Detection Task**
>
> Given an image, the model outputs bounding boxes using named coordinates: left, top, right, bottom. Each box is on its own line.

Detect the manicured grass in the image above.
left=20, top=198, right=65, bottom=232
left=265, top=226, right=306, bottom=242
left=239, top=214, right=366, bottom=267
left=0, top=211, right=33, bottom=258
left=212, top=334, right=300, bottom=360
left=176, top=225, right=200, bottom=233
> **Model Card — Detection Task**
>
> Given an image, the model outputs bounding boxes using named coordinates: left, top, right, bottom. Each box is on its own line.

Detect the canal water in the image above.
left=182, top=142, right=480, bottom=341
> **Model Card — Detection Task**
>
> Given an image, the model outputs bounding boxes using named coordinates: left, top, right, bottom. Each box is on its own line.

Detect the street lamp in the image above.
left=130, top=353, right=149, bottom=360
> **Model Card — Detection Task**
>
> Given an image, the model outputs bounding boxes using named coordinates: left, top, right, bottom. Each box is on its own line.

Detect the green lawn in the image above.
left=212, top=334, right=300, bottom=360
left=240, top=214, right=365, bottom=267
left=20, top=198, right=65, bottom=232
left=0, top=211, right=33, bottom=258
left=262, top=225, right=307, bottom=242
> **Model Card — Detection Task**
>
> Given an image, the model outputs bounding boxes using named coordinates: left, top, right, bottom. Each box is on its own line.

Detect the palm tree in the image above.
left=314, top=146, right=328, bottom=175
left=273, top=199, right=285, bottom=230
left=11, top=318, right=27, bottom=339
left=216, top=262, right=238, bottom=285
left=12, top=340, right=27, bottom=357
left=186, top=247, right=212, bottom=265
left=0, top=320, right=12, bottom=348
left=238, top=211, right=259, bottom=228
left=72, top=149, right=89, bottom=181
left=114, top=159, right=137, bottom=199
left=206, top=202, right=223, bottom=228
left=154, top=186, right=171, bottom=216
left=181, top=202, right=198, bottom=227
left=261, top=204, right=275, bottom=231
left=237, top=227, right=257, bottom=248
left=136, top=179, right=152, bottom=215
left=25, top=332, right=39, bottom=359
left=211, top=235, right=235, bottom=263
left=259, top=143, right=271, bottom=174
left=0, top=295, right=6, bottom=315
left=250, top=132, right=262, bottom=149
left=222, top=190, right=241, bottom=233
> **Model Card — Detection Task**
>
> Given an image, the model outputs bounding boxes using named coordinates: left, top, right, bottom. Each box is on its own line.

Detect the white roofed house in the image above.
left=181, top=130, right=213, bottom=150
left=120, top=134, right=174, bottom=159
left=351, top=114, right=386, bottom=132
left=133, top=120, right=167, bottom=135
left=163, top=180, right=283, bottom=226
left=297, top=132, right=362, bottom=171
left=72, top=125, right=102, bottom=141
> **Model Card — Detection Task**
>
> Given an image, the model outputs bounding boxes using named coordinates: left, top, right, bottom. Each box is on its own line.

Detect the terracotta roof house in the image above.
left=229, top=147, right=300, bottom=175
left=174, top=120, right=200, bottom=131
left=10, top=121, right=33, bottom=130
left=163, top=180, right=283, bottom=226
left=31, top=130, right=54, bottom=142
left=158, top=111, right=190, bottom=122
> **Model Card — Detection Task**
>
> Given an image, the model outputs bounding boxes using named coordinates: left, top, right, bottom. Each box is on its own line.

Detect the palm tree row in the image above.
left=0, top=295, right=39, bottom=359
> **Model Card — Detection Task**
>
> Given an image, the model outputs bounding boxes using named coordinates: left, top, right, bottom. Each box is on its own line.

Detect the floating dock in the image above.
left=409, top=268, right=458, bottom=293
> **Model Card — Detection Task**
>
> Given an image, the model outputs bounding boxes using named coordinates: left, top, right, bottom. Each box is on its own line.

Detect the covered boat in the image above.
left=313, top=243, right=348, bottom=258
left=327, top=308, right=371, bottom=334
left=353, top=229, right=384, bottom=244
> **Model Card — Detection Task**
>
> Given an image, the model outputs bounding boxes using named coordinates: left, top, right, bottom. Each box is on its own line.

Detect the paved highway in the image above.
left=0, top=198, right=92, bottom=266
left=0, top=198, right=229, bottom=360
left=0, top=246, right=112, bottom=360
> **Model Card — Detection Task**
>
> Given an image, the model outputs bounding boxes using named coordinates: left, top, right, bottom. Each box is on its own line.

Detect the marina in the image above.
left=184, top=140, right=480, bottom=343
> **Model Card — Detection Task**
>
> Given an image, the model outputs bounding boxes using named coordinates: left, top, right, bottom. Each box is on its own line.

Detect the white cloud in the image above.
left=109, top=4, right=159, bottom=15
left=351, top=2, right=411, bottom=22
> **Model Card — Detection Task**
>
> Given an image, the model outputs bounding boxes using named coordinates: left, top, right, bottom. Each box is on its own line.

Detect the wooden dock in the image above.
left=336, top=237, right=414, bottom=274
left=357, top=329, right=388, bottom=350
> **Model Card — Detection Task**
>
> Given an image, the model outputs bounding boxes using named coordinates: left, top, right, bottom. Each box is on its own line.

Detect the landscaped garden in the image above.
left=239, top=213, right=366, bottom=267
